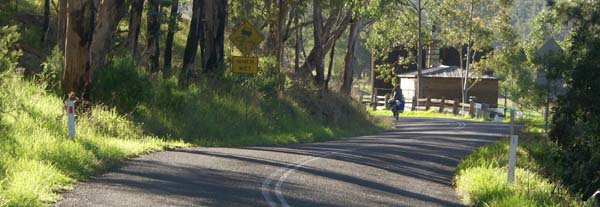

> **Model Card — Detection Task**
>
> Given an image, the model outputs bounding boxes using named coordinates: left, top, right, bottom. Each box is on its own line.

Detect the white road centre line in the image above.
left=454, top=121, right=466, bottom=129
left=261, top=151, right=333, bottom=207
left=262, top=119, right=468, bottom=206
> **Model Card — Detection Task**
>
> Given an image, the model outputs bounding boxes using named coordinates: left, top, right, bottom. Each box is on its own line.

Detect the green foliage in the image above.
left=93, top=57, right=152, bottom=113
left=0, top=72, right=186, bottom=207
left=0, top=25, right=22, bottom=72
left=456, top=137, right=582, bottom=207
left=37, top=46, right=64, bottom=93
left=549, top=0, right=600, bottom=199
left=511, top=0, right=547, bottom=38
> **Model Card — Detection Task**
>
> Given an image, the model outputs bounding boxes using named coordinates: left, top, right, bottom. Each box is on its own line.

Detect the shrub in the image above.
left=38, top=46, right=63, bottom=93
left=93, top=57, right=151, bottom=113
left=0, top=25, right=22, bottom=72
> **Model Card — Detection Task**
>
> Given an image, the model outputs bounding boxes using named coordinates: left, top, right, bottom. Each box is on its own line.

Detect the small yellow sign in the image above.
left=230, top=21, right=264, bottom=55
left=232, top=56, right=259, bottom=74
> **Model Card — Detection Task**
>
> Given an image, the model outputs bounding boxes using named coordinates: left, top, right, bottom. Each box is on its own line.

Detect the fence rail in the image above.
left=361, top=93, right=502, bottom=119
left=410, top=97, right=467, bottom=115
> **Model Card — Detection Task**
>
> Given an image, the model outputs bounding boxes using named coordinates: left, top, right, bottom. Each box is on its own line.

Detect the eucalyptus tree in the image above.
left=146, top=0, right=161, bottom=74
left=439, top=0, right=512, bottom=104
left=200, top=0, right=228, bottom=78
left=179, top=0, right=203, bottom=88
left=127, top=0, right=144, bottom=58
left=42, top=0, right=50, bottom=43
left=163, top=0, right=180, bottom=78
left=366, top=0, right=440, bottom=99
left=63, top=0, right=127, bottom=99
left=340, top=0, right=377, bottom=96
left=299, top=0, right=352, bottom=89
left=57, top=0, right=67, bottom=51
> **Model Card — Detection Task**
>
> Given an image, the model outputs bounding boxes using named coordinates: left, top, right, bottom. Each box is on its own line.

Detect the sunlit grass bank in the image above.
left=0, top=73, right=187, bottom=207
left=455, top=134, right=583, bottom=207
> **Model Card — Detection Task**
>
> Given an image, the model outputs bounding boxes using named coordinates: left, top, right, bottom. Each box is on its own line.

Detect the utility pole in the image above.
left=371, top=50, right=376, bottom=111
left=464, top=0, right=474, bottom=105
left=416, top=0, right=423, bottom=103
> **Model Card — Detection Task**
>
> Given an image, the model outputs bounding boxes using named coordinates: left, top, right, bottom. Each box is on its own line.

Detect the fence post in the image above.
left=469, top=101, right=475, bottom=117
left=425, top=97, right=431, bottom=111
left=372, top=89, right=377, bottom=111
left=439, top=97, right=445, bottom=113
left=453, top=98, right=460, bottom=115
left=412, top=96, right=417, bottom=111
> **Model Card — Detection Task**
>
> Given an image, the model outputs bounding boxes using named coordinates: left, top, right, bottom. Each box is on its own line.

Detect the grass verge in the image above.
left=368, top=108, right=486, bottom=122
left=454, top=132, right=583, bottom=206
left=0, top=72, right=187, bottom=207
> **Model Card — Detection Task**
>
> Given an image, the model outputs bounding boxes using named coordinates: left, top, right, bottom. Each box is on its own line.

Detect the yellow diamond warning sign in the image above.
left=232, top=56, right=259, bottom=74
left=230, top=21, right=264, bottom=55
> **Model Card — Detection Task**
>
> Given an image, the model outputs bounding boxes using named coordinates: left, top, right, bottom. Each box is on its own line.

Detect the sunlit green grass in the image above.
left=455, top=136, right=583, bottom=207
left=0, top=73, right=187, bottom=207
left=367, top=108, right=486, bottom=121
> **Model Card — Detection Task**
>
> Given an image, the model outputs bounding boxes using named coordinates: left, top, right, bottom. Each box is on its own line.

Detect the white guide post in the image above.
left=66, top=99, right=76, bottom=139
left=508, top=135, right=518, bottom=184
left=508, top=104, right=518, bottom=185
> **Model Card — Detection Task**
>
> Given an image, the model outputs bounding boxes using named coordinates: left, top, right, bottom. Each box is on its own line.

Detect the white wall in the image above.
left=400, top=78, right=415, bottom=99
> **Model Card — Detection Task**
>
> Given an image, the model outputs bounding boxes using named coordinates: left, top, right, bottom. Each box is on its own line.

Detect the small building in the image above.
left=397, top=65, right=499, bottom=106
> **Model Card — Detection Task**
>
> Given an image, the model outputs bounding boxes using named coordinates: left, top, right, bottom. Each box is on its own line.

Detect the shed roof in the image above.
left=397, top=65, right=498, bottom=80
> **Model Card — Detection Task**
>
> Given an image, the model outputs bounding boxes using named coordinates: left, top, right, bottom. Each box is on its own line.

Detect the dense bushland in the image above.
left=548, top=0, right=600, bottom=199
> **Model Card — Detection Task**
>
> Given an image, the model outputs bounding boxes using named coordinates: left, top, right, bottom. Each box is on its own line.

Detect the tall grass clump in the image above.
left=0, top=72, right=186, bottom=207
left=455, top=137, right=583, bottom=206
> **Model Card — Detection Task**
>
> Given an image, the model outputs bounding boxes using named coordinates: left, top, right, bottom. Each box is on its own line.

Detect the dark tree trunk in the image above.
left=63, top=0, right=94, bottom=99
left=179, top=0, right=203, bottom=88
left=324, top=39, right=336, bottom=91
left=127, top=0, right=144, bottom=59
left=294, top=11, right=301, bottom=76
left=146, top=0, right=161, bottom=74
left=41, top=0, right=50, bottom=43
left=163, top=0, right=179, bottom=78
left=276, top=0, right=288, bottom=74
left=90, top=0, right=127, bottom=72
left=312, top=0, right=324, bottom=87
left=299, top=3, right=350, bottom=88
left=57, top=0, right=67, bottom=50
left=341, top=17, right=363, bottom=96
left=201, top=0, right=227, bottom=78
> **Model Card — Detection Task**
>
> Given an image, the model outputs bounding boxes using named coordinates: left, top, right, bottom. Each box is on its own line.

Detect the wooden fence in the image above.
left=361, top=93, right=505, bottom=120
left=410, top=96, right=478, bottom=116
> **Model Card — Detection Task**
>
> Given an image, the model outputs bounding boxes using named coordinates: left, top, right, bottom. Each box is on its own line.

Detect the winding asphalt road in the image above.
left=57, top=117, right=510, bottom=207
